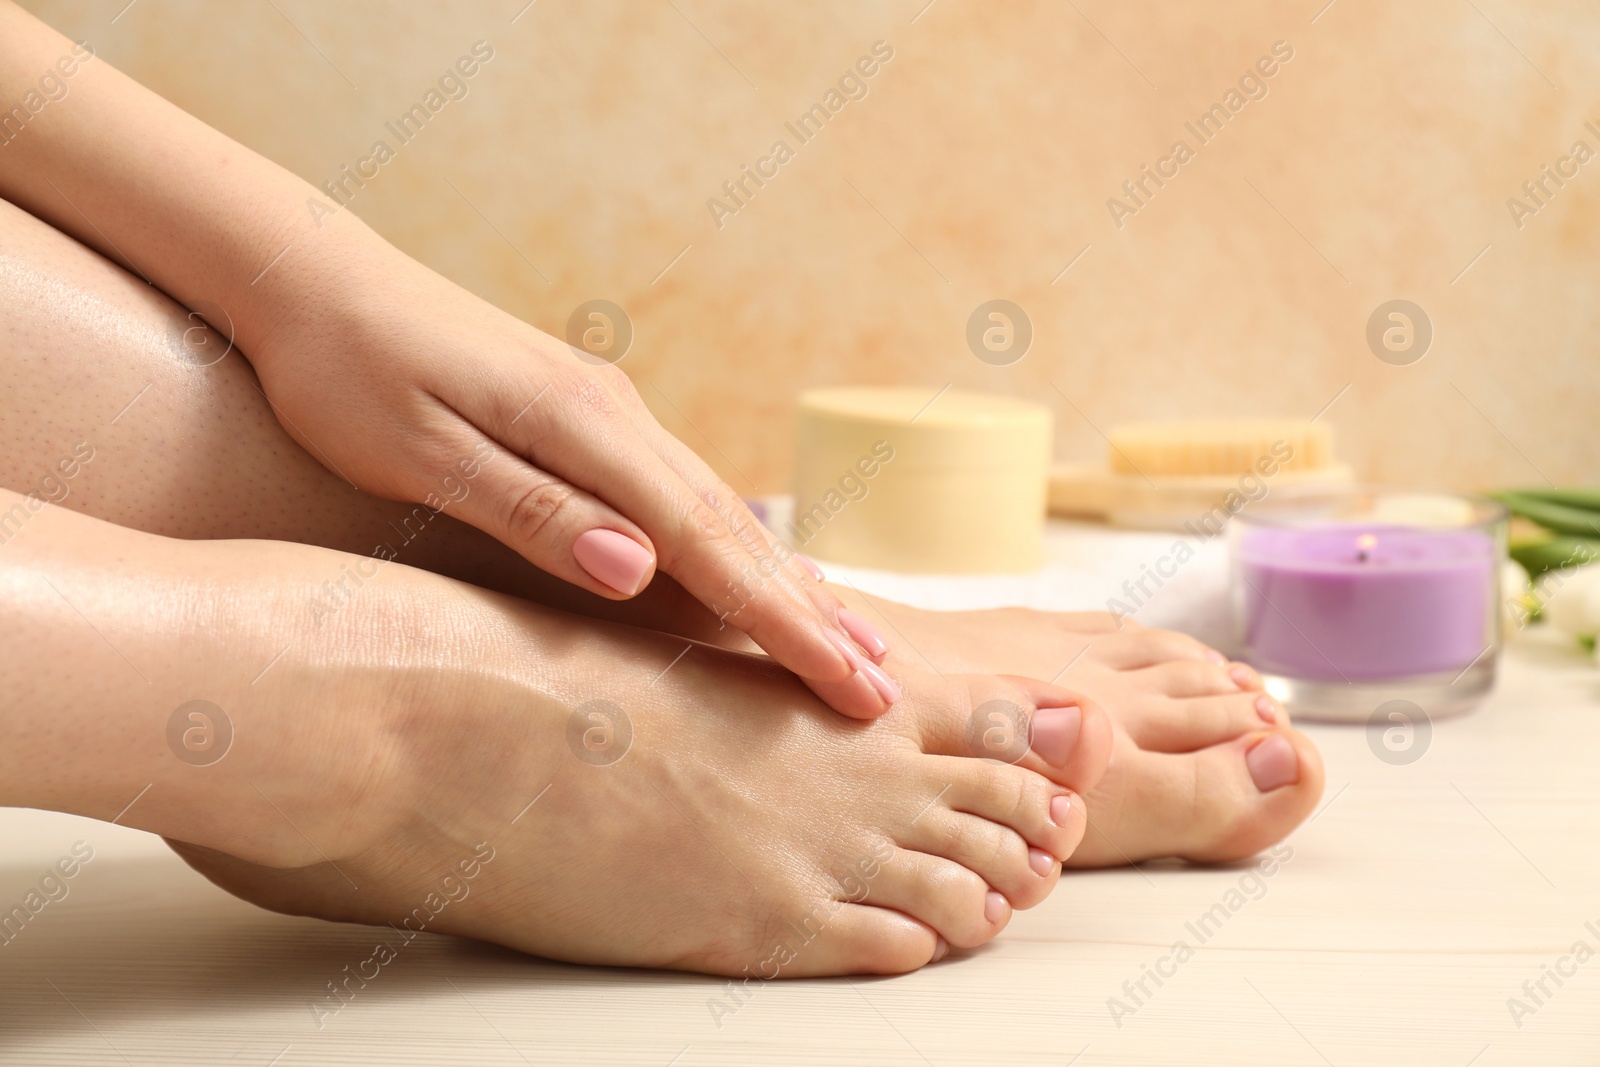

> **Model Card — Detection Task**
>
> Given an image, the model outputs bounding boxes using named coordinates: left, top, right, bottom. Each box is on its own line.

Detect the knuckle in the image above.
left=506, top=480, right=576, bottom=546
left=569, top=373, right=622, bottom=421
left=939, top=813, right=975, bottom=857
left=670, top=502, right=733, bottom=562
left=595, top=361, right=639, bottom=398
left=1012, top=771, right=1048, bottom=827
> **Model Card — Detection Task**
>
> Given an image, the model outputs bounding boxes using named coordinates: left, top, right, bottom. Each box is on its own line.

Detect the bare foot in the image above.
left=843, top=599, right=1325, bottom=864
left=157, top=555, right=1115, bottom=977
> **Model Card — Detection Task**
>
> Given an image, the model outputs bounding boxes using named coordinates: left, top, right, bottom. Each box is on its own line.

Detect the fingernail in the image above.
left=1255, top=695, right=1279, bottom=724
left=572, top=529, right=654, bottom=596
left=1204, top=648, right=1227, bottom=665
left=797, top=554, right=825, bottom=582
left=826, top=629, right=867, bottom=669
left=858, top=659, right=902, bottom=706
left=984, top=890, right=1007, bottom=924
left=1028, top=847, right=1056, bottom=876
left=1029, top=706, right=1082, bottom=767
left=931, top=936, right=949, bottom=962
left=1246, top=734, right=1299, bottom=793
left=1049, top=794, right=1073, bottom=826
left=838, top=608, right=889, bottom=658
left=1230, top=663, right=1261, bottom=690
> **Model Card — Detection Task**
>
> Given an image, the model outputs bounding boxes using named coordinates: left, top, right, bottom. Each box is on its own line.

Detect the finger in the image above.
left=626, top=391, right=893, bottom=663
left=433, top=432, right=662, bottom=601
left=451, top=362, right=870, bottom=694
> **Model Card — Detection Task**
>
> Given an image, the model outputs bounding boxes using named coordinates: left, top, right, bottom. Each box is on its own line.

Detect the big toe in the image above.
left=1067, top=727, right=1325, bottom=867
left=911, top=674, right=1114, bottom=797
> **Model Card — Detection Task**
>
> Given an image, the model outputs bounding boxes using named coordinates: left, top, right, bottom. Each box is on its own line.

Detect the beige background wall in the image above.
left=23, top=0, right=1600, bottom=493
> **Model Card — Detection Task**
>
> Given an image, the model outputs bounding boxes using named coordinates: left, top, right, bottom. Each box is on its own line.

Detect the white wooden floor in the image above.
left=4, top=550, right=1600, bottom=1064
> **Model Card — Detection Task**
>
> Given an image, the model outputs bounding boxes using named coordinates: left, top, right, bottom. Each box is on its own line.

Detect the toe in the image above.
left=1081, top=628, right=1220, bottom=669
left=774, top=902, right=941, bottom=977
left=920, top=755, right=1086, bottom=864
left=1128, top=659, right=1253, bottom=699
left=1014, top=687, right=1114, bottom=796
left=905, top=674, right=1113, bottom=802
left=865, top=849, right=1012, bottom=949
left=1067, top=727, right=1325, bottom=866
left=897, top=806, right=1057, bottom=910
left=1123, top=690, right=1288, bottom=753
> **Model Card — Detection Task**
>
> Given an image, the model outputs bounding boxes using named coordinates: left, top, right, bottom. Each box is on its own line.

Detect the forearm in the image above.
left=0, top=1, right=388, bottom=352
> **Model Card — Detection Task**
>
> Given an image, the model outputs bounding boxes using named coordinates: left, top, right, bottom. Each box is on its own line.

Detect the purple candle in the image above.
left=1237, top=524, right=1496, bottom=681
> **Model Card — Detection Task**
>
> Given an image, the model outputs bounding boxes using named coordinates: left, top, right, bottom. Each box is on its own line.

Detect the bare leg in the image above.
left=0, top=193, right=722, bottom=639
left=0, top=194, right=1323, bottom=864
left=0, top=488, right=1108, bottom=975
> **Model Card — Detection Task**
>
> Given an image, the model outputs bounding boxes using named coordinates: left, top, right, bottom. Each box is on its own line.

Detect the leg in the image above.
left=0, top=192, right=1320, bottom=866
left=0, top=193, right=724, bottom=641
left=0, top=488, right=1110, bottom=974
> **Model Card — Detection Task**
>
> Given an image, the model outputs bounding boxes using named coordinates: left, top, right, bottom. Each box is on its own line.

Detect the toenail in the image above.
left=1255, top=696, right=1279, bottom=724
left=1204, top=648, right=1227, bottom=665
left=838, top=608, right=889, bottom=658
left=931, top=936, right=949, bottom=962
left=796, top=554, right=826, bottom=582
left=1049, top=794, right=1073, bottom=826
left=858, top=659, right=902, bottom=705
left=1029, top=706, right=1082, bottom=767
left=1229, top=663, right=1261, bottom=690
left=1246, top=734, right=1299, bottom=793
left=1028, top=847, right=1056, bottom=876
left=984, top=890, right=1007, bottom=924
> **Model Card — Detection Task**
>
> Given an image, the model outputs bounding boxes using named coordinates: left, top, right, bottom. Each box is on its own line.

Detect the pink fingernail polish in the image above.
left=1028, top=847, right=1056, bottom=876
left=1029, top=706, right=1082, bottom=767
left=931, top=936, right=950, bottom=962
left=1204, top=649, right=1227, bottom=665
left=1049, top=794, right=1073, bottom=826
left=572, top=529, right=654, bottom=596
left=984, top=890, right=1007, bottom=924
left=1230, top=663, right=1261, bottom=690
left=838, top=608, right=889, bottom=658
left=1246, top=734, right=1299, bottom=793
left=797, top=554, right=825, bottom=582
left=826, top=629, right=865, bottom=666
left=858, top=659, right=902, bottom=706
left=1255, top=696, right=1279, bottom=724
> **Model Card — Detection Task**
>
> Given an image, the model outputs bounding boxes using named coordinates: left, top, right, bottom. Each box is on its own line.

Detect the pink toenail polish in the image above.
left=1204, top=649, right=1228, bottom=665
left=984, top=890, right=1007, bottom=924
left=1028, top=847, right=1056, bottom=876
left=572, top=529, right=655, bottom=597
left=1029, top=706, right=1082, bottom=767
left=1246, top=734, right=1299, bottom=793
left=796, top=554, right=826, bottom=582
left=858, top=659, right=902, bottom=705
left=1255, top=696, right=1278, bottom=724
left=1049, top=794, right=1073, bottom=826
left=838, top=608, right=889, bottom=658
left=1229, top=663, right=1261, bottom=690
left=931, top=936, right=950, bottom=963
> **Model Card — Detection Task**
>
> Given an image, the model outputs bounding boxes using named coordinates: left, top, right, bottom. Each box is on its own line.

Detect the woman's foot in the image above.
left=844, top=600, right=1325, bottom=864
left=153, top=552, right=1115, bottom=977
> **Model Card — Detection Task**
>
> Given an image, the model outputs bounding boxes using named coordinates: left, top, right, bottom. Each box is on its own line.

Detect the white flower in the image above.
left=1539, top=563, right=1600, bottom=641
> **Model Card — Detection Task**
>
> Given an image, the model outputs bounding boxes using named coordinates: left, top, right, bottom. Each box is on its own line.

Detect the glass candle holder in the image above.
left=1229, top=487, right=1507, bottom=723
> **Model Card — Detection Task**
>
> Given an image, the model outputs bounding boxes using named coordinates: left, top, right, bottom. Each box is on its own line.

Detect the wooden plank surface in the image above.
left=4, top=549, right=1598, bottom=1064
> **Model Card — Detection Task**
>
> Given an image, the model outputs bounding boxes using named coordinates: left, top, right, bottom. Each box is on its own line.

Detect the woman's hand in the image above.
left=0, top=1, right=896, bottom=718
left=245, top=241, right=899, bottom=718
